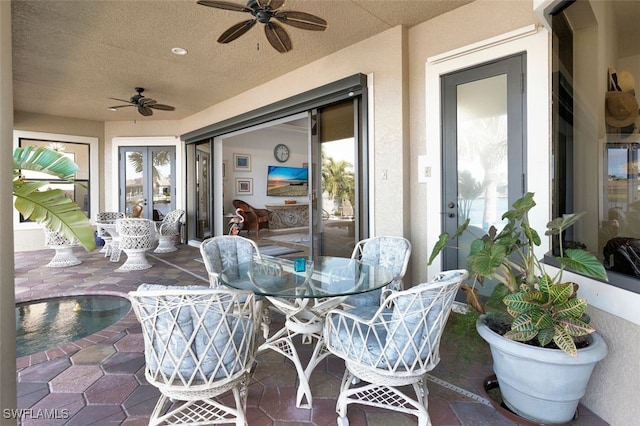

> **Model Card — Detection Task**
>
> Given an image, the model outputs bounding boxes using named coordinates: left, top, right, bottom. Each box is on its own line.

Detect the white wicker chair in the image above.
left=199, top=235, right=271, bottom=338
left=128, top=285, right=258, bottom=426
left=95, top=211, right=125, bottom=258
left=43, top=228, right=82, bottom=267
left=115, top=218, right=156, bottom=271
left=325, top=269, right=468, bottom=426
left=154, top=209, right=185, bottom=253
left=343, top=236, right=412, bottom=308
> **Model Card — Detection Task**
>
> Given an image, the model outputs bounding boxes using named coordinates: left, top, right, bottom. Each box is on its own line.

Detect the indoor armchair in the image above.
left=232, top=199, right=270, bottom=236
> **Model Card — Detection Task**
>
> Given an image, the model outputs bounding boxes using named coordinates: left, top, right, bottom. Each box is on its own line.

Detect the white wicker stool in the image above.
left=115, top=218, right=156, bottom=271
left=44, top=228, right=81, bottom=267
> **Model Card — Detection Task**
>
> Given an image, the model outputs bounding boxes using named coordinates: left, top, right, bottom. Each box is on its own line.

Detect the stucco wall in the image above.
left=584, top=307, right=640, bottom=423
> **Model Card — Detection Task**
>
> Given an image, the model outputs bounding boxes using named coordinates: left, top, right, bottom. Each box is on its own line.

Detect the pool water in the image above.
left=16, top=295, right=131, bottom=357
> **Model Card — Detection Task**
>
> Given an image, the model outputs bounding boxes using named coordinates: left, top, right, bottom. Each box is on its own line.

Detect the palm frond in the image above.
left=14, top=146, right=79, bottom=180
left=13, top=147, right=95, bottom=251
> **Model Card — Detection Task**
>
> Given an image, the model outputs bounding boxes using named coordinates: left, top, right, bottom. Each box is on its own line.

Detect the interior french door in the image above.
left=441, top=54, right=526, bottom=296
left=119, top=146, right=176, bottom=220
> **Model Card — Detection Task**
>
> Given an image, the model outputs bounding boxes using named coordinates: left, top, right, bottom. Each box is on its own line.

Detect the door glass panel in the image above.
left=123, top=149, right=145, bottom=217
left=151, top=149, right=173, bottom=220
left=320, top=139, right=356, bottom=257
left=314, top=100, right=358, bottom=258
left=196, top=145, right=211, bottom=239
left=457, top=75, right=509, bottom=228
left=456, top=75, right=509, bottom=269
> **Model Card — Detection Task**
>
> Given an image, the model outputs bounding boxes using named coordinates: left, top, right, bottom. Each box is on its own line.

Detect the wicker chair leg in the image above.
left=154, top=235, right=177, bottom=253
left=100, top=236, right=111, bottom=254
left=47, top=246, right=81, bottom=267
left=336, top=369, right=354, bottom=419
left=117, top=250, right=152, bottom=271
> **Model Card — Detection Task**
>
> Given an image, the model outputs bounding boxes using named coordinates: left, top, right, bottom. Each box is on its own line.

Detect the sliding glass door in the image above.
left=311, top=98, right=365, bottom=257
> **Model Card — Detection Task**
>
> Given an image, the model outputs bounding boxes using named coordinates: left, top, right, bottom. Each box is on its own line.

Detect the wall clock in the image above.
left=274, top=143, right=290, bottom=163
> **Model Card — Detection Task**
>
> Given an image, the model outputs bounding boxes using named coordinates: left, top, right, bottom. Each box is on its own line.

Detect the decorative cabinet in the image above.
left=266, top=203, right=309, bottom=229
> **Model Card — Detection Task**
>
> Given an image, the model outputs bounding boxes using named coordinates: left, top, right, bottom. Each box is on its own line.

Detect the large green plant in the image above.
left=13, top=146, right=95, bottom=251
left=428, top=192, right=607, bottom=355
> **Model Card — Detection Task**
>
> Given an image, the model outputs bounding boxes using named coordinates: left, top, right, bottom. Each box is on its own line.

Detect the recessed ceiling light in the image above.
left=107, top=107, right=117, bottom=111
left=171, top=47, right=188, bottom=56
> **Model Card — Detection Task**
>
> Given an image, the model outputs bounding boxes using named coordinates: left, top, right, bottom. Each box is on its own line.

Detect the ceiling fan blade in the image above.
left=276, top=11, right=327, bottom=31
left=148, top=104, right=175, bottom=111
left=264, top=22, right=291, bottom=53
left=138, top=106, right=154, bottom=116
left=218, top=19, right=256, bottom=44
left=107, top=104, right=134, bottom=109
left=139, top=98, right=157, bottom=106
left=196, top=0, right=252, bottom=13
left=108, top=97, right=134, bottom=104
left=257, top=0, right=285, bottom=9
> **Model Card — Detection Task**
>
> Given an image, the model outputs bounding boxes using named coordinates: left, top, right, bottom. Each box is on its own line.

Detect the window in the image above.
left=551, top=0, right=640, bottom=292
left=14, top=131, right=98, bottom=226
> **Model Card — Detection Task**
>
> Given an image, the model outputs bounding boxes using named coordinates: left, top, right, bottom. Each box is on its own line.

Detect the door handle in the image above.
left=447, top=201, right=455, bottom=218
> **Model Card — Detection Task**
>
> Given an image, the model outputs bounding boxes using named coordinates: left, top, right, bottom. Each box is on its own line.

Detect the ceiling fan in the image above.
left=107, top=87, right=175, bottom=117
left=197, top=0, right=327, bottom=53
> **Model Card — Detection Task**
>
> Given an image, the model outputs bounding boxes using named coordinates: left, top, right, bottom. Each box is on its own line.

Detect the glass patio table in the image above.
left=219, top=256, right=393, bottom=409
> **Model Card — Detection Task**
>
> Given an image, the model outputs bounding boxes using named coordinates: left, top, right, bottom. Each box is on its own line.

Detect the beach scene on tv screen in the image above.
left=267, top=165, right=309, bottom=197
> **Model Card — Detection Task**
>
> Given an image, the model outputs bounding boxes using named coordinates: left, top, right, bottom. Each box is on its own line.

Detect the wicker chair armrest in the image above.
left=158, top=221, right=181, bottom=235
left=325, top=306, right=383, bottom=327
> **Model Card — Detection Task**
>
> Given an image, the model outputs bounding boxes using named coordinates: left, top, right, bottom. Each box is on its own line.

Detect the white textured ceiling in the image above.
left=11, top=0, right=473, bottom=122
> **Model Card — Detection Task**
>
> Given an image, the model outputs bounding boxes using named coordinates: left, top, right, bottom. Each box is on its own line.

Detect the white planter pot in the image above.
left=476, top=315, right=608, bottom=425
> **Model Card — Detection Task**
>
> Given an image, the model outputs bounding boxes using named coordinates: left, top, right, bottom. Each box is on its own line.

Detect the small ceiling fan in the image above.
left=107, top=87, right=175, bottom=117
left=197, top=0, right=327, bottom=53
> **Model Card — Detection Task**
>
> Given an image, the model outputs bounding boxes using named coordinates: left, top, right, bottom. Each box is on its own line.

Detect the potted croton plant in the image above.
left=428, top=192, right=608, bottom=425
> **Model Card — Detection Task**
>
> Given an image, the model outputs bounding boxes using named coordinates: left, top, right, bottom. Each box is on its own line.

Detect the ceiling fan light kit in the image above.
left=107, top=87, right=176, bottom=117
left=197, top=0, right=327, bottom=53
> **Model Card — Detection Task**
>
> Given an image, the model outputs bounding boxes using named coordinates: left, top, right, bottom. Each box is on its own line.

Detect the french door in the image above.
left=119, top=146, right=176, bottom=220
left=441, top=54, right=526, bottom=296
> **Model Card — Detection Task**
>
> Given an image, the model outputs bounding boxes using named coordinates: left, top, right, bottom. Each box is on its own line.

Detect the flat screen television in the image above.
left=266, top=165, right=309, bottom=197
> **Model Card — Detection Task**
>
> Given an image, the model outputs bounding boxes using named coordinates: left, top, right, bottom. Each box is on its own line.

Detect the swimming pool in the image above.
left=16, top=295, right=131, bottom=358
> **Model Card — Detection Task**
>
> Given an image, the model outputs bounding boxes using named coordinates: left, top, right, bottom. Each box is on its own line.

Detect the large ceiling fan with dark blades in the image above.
left=197, top=0, right=327, bottom=53
left=107, top=87, right=175, bottom=117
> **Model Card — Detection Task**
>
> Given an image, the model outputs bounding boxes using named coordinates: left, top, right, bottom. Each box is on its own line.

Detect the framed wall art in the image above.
left=235, top=178, right=253, bottom=195
left=233, top=153, right=251, bottom=171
